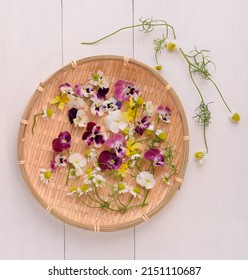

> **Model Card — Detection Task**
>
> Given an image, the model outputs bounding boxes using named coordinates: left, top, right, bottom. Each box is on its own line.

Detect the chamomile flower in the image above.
left=230, top=111, right=240, bottom=123
left=129, top=186, right=142, bottom=198
left=42, top=106, right=53, bottom=119
left=39, top=168, right=53, bottom=184
left=194, top=148, right=207, bottom=164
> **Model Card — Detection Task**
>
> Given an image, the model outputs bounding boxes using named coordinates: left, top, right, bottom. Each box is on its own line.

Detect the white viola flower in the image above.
left=75, top=84, right=95, bottom=98
left=104, top=110, right=128, bottom=133
left=102, top=97, right=119, bottom=112
left=73, top=109, right=88, bottom=128
left=69, top=153, right=87, bottom=171
left=67, top=94, right=86, bottom=109
left=39, top=168, right=53, bottom=185
left=92, top=174, right=106, bottom=188
left=59, top=83, right=74, bottom=95
left=136, top=171, right=156, bottom=189
left=144, top=100, right=156, bottom=117
left=90, top=95, right=104, bottom=116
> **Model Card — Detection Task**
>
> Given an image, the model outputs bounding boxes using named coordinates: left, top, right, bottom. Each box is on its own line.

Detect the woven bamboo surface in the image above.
left=18, top=55, right=189, bottom=232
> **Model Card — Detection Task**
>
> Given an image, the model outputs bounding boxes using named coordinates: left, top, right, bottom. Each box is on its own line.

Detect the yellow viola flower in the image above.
left=50, top=94, right=69, bottom=109
left=116, top=163, right=128, bottom=177
left=126, top=137, right=141, bottom=156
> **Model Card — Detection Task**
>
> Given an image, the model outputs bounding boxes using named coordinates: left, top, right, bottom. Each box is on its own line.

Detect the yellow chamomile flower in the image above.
left=42, top=106, right=53, bottom=119
left=194, top=149, right=207, bottom=163
left=230, top=112, right=240, bottom=123
left=167, top=40, right=176, bottom=51
left=155, top=65, right=163, bottom=71
left=155, top=129, right=167, bottom=141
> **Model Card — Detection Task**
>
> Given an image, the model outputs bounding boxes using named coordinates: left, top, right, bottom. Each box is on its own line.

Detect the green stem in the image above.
left=209, top=78, right=232, bottom=113
left=32, top=113, right=43, bottom=135
left=142, top=189, right=149, bottom=207
left=77, top=196, right=102, bottom=209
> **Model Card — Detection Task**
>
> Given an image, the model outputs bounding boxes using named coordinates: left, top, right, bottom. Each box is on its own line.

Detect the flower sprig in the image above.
left=81, top=17, right=240, bottom=161
left=38, top=71, right=177, bottom=213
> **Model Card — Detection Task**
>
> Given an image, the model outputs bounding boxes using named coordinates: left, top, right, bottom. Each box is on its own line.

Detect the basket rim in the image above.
left=18, top=55, right=189, bottom=232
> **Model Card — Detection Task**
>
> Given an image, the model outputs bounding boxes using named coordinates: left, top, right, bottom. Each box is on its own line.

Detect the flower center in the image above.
left=195, top=151, right=204, bottom=159
left=44, top=171, right=52, bottom=179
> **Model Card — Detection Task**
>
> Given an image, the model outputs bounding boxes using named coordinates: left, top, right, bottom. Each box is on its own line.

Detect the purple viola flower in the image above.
left=135, top=116, right=150, bottom=135
left=157, top=106, right=171, bottom=123
left=51, top=154, right=67, bottom=170
left=114, top=79, right=140, bottom=102
left=105, top=134, right=126, bottom=157
left=68, top=107, right=78, bottom=124
left=102, top=97, right=121, bottom=112
left=97, top=87, right=109, bottom=100
left=144, top=148, right=165, bottom=167
left=75, top=84, right=95, bottom=98
left=82, top=122, right=107, bottom=148
left=98, top=151, right=122, bottom=171
left=59, top=83, right=74, bottom=95
left=52, top=131, right=71, bottom=152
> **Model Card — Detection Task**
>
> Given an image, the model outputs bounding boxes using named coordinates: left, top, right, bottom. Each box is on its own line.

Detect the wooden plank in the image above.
left=0, top=0, right=64, bottom=259
left=134, top=0, right=248, bottom=259
left=62, top=0, right=135, bottom=259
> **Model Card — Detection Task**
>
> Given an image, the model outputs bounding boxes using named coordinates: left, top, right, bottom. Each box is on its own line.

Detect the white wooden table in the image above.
left=1, top=0, right=248, bottom=259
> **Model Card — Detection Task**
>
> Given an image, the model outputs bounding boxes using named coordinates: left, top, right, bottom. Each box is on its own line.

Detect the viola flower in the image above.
left=126, top=136, right=141, bottom=156
left=143, top=100, right=156, bottom=117
left=52, top=131, right=71, bottom=152
left=102, top=97, right=121, bottom=112
left=97, top=87, right=109, bottom=100
left=75, top=84, right=95, bottom=98
left=50, top=154, right=67, bottom=170
left=106, top=134, right=126, bottom=157
left=157, top=105, right=171, bottom=123
left=67, top=94, right=86, bottom=109
left=50, top=94, right=70, bottom=110
left=73, top=109, right=88, bottom=128
left=135, top=116, right=150, bottom=135
left=116, top=163, right=128, bottom=177
left=89, top=70, right=109, bottom=89
left=98, top=151, right=122, bottom=171
left=82, top=122, right=107, bottom=148
left=136, top=171, right=156, bottom=189
left=68, top=153, right=87, bottom=176
left=59, top=83, right=74, bottom=95
left=104, top=110, right=127, bottom=133
left=114, top=79, right=140, bottom=101
left=39, top=168, right=53, bottom=184
left=90, top=95, right=104, bottom=116
left=144, top=148, right=165, bottom=166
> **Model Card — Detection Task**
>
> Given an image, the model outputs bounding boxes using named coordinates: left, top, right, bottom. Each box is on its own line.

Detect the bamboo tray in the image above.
left=18, top=55, right=189, bottom=231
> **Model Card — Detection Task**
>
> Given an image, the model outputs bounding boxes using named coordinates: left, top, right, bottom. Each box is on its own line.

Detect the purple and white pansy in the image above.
left=82, top=122, right=107, bottom=148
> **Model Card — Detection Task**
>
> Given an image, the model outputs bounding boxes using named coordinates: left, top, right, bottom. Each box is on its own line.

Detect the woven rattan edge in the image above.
left=17, top=55, right=189, bottom=232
